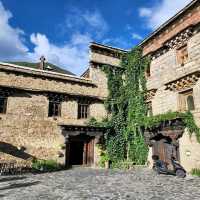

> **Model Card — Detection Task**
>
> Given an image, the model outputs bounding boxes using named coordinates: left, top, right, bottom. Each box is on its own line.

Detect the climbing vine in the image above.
left=89, top=47, right=200, bottom=168
left=100, top=47, right=149, bottom=166
left=143, top=111, right=200, bottom=143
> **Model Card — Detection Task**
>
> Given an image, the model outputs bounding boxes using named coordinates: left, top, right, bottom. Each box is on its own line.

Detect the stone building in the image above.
left=141, top=0, right=200, bottom=171
left=0, top=42, right=125, bottom=168
left=0, top=0, right=200, bottom=172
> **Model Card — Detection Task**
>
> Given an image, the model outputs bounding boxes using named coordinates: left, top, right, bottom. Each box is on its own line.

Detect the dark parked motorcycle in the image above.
left=152, top=155, right=186, bottom=178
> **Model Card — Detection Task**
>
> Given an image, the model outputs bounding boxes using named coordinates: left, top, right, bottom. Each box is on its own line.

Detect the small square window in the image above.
left=48, top=100, right=61, bottom=117
left=78, top=99, right=89, bottom=119
left=179, top=89, right=195, bottom=111
left=176, top=45, right=188, bottom=66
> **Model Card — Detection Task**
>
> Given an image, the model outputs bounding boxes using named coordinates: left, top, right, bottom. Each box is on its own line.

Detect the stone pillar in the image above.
left=94, top=135, right=102, bottom=168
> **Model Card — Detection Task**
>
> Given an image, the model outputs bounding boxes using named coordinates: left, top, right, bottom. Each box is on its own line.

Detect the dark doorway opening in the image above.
left=66, top=135, right=95, bottom=167
left=69, top=141, right=84, bottom=165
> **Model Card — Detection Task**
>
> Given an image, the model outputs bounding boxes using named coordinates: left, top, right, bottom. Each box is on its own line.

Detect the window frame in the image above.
left=78, top=99, right=89, bottom=119
left=178, top=89, right=195, bottom=111
left=0, top=95, right=7, bottom=114
left=176, top=44, right=188, bottom=66
left=48, top=100, right=61, bottom=117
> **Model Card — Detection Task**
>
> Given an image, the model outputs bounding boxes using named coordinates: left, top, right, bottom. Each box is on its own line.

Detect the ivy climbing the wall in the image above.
left=101, top=47, right=150, bottom=166
left=89, top=46, right=200, bottom=168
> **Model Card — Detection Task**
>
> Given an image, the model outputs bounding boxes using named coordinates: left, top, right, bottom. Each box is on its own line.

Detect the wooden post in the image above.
left=83, top=142, right=88, bottom=165
left=65, top=136, right=70, bottom=168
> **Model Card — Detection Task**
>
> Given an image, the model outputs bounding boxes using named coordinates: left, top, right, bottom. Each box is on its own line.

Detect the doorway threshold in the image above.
left=71, top=165, right=92, bottom=169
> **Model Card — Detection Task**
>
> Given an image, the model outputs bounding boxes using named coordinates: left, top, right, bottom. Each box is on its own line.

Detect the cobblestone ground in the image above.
left=0, top=167, right=200, bottom=200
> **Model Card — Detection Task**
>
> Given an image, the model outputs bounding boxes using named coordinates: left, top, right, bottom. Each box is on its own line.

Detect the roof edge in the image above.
left=90, top=42, right=128, bottom=52
left=0, top=62, right=94, bottom=85
left=139, top=0, right=198, bottom=46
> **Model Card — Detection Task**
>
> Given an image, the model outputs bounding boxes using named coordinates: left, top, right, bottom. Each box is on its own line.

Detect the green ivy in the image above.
left=98, top=47, right=149, bottom=166
left=88, top=46, right=200, bottom=168
left=143, top=111, right=200, bottom=143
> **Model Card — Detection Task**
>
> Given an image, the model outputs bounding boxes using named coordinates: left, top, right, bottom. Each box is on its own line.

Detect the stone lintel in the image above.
left=60, top=125, right=105, bottom=141
left=144, top=118, right=185, bottom=145
left=0, top=85, right=105, bottom=102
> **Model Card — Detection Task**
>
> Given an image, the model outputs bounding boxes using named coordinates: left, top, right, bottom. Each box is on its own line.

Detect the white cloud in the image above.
left=132, top=33, right=143, bottom=40
left=83, top=10, right=108, bottom=36
left=28, top=32, right=91, bottom=75
left=139, top=8, right=152, bottom=17
left=64, top=8, right=108, bottom=38
left=0, top=1, right=108, bottom=75
left=0, top=1, right=28, bottom=60
left=139, top=0, right=192, bottom=29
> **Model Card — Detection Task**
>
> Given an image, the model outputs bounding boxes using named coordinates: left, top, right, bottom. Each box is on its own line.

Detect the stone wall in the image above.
left=0, top=70, right=104, bottom=98
left=0, top=93, right=65, bottom=164
left=90, top=52, right=121, bottom=67
left=146, top=26, right=200, bottom=172
left=90, top=66, right=108, bottom=99
left=90, top=102, right=107, bottom=120
left=0, top=88, right=107, bottom=165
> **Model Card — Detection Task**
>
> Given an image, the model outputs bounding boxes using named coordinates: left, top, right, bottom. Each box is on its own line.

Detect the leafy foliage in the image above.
left=99, top=47, right=149, bottom=166
left=191, top=168, right=200, bottom=177
left=143, top=111, right=200, bottom=143
left=98, top=151, right=109, bottom=168
left=89, top=47, right=200, bottom=168
left=32, top=159, right=61, bottom=172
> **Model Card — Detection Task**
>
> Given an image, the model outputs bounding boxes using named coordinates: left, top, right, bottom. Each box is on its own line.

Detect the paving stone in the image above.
left=0, top=168, right=200, bottom=200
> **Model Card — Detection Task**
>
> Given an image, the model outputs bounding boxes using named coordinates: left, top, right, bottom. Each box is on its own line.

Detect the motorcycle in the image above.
left=152, top=155, right=186, bottom=178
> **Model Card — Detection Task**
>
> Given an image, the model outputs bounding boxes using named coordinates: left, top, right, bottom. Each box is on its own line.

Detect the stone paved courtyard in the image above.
left=0, top=168, right=200, bottom=200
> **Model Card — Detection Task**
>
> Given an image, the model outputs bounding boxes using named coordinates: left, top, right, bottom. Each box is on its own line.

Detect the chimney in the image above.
left=39, top=56, right=46, bottom=70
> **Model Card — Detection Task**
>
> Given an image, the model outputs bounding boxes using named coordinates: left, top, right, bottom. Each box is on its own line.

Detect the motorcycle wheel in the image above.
left=176, top=169, right=186, bottom=178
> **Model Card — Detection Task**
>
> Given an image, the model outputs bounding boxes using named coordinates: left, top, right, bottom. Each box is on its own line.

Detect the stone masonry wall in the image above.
left=90, top=52, right=121, bottom=67
left=0, top=89, right=107, bottom=165
left=0, top=93, right=65, bottom=164
left=0, top=69, right=106, bottom=99
left=146, top=28, right=200, bottom=172
left=90, top=66, right=108, bottom=99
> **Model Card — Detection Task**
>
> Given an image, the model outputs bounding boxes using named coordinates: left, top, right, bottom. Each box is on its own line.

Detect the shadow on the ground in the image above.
left=0, top=181, right=40, bottom=191
left=0, top=176, right=27, bottom=183
left=0, top=141, right=35, bottom=160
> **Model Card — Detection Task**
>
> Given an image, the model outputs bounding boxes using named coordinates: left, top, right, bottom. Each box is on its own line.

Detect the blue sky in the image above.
left=0, top=0, right=192, bottom=75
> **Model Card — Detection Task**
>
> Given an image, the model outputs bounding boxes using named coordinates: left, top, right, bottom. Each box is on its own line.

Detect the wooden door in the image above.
left=87, top=139, right=94, bottom=165
left=153, top=139, right=168, bottom=164
left=83, top=139, right=94, bottom=166
left=153, top=138, right=179, bottom=165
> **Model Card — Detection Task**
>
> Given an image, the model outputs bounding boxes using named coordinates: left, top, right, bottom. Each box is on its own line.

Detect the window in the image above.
left=147, top=101, right=153, bottom=116
left=48, top=100, right=61, bottom=117
left=176, top=45, right=188, bottom=66
left=0, top=95, right=7, bottom=114
left=179, top=90, right=195, bottom=111
left=187, top=95, right=195, bottom=111
left=145, top=65, right=151, bottom=78
left=78, top=99, right=89, bottom=119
